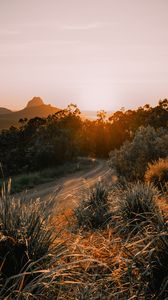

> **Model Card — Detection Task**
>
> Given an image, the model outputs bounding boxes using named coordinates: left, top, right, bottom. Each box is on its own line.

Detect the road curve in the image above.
left=20, top=159, right=111, bottom=211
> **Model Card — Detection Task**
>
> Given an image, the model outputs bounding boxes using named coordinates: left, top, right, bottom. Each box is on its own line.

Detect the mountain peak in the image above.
left=26, top=97, right=44, bottom=108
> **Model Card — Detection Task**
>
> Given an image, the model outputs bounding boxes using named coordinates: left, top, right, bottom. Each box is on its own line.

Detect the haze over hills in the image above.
left=0, top=97, right=60, bottom=130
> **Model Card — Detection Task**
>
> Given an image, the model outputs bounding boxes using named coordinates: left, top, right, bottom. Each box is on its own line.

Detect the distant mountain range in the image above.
left=0, top=97, right=60, bottom=130
left=0, top=97, right=113, bottom=130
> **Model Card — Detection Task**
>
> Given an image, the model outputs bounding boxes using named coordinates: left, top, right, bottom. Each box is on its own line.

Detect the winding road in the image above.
left=20, top=159, right=111, bottom=211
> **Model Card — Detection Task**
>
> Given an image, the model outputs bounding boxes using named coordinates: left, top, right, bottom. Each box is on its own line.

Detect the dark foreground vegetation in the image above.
left=0, top=176, right=168, bottom=298
left=0, top=99, right=167, bottom=177
left=0, top=98, right=168, bottom=299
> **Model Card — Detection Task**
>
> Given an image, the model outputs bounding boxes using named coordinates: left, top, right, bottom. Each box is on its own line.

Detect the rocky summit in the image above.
left=26, top=97, right=44, bottom=108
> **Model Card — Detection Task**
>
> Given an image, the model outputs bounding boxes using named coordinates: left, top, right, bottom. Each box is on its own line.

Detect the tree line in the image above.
left=0, top=100, right=167, bottom=176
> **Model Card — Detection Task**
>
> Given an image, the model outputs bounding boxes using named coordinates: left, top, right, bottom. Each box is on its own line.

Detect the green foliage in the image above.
left=75, top=182, right=111, bottom=230
left=109, top=126, right=168, bottom=181
left=145, top=158, right=168, bottom=191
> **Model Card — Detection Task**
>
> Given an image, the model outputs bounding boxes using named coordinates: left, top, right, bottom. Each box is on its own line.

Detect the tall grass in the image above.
left=122, top=225, right=168, bottom=299
left=0, top=179, right=56, bottom=255
left=145, top=158, right=168, bottom=192
left=117, top=182, right=164, bottom=235
left=0, top=179, right=115, bottom=299
left=75, top=182, right=111, bottom=230
left=0, top=179, right=68, bottom=298
left=1, top=166, right=168, bottom=298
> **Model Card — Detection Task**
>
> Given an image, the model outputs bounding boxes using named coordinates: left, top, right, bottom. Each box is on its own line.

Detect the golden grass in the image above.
left=1, top=179, right=168, bottom=299
left=51, top=208, right=134, bottom=298
left=51, top=189, right=168, bottom=299
left=145, top=158, right=168, bottom=190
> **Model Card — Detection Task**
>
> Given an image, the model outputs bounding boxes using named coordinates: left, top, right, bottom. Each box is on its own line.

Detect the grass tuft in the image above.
left=75, top=182, right=111, bottom=230
left=0, top=180, right=67, bottom=298
left=145, top=158, right=168, bottom=192
left=117, top=182, right=164, bottom=234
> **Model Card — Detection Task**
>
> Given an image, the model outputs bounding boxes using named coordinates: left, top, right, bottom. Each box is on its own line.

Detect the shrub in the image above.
left=145, top=158, right=168, bottom=191
left=0, top=180, right=66, bottom=298
left=0, top=181, right=57, bottom=260
left=118, top=182, right=164, bottom=232
left=109, top=126, right=168, bottom=181
left=75, top=182, right=111, bottom=230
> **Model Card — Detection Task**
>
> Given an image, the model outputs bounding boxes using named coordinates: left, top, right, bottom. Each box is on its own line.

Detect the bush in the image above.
left=145, top=158, right=168, bottom=191
left=118, top=182, right=163, bottom=232
left=109, top=126, right=168, bottom=181
left=75, top=182, right=111, bottom=230
left=0, top=181, right=57, bottom=259
left=0, top=180, right=66, bottom=298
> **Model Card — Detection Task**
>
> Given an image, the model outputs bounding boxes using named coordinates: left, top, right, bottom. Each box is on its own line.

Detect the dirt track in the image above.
left=20, top=160, right=111, bottom=211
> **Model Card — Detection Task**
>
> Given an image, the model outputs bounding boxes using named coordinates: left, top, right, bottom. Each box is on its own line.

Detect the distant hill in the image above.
left=0, top=97, right=60, bottom=130
left=0, top=107, right=12, bottom=115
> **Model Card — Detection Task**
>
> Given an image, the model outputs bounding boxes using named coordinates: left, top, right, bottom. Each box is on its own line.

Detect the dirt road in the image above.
left=20, top=159, right=111, bottom=211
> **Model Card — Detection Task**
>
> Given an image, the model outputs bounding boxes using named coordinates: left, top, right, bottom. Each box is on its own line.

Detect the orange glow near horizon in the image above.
left=0, top=0, right=168, bottom=111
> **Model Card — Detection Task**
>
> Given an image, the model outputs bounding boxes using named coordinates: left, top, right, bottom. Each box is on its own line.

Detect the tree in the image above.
left=97, top=110, right=107, bottom=122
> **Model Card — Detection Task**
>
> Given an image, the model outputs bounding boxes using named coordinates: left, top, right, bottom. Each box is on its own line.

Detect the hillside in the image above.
left=0, top=97, right=60, bottom=129
left=0, top=107, right=12, bottom=115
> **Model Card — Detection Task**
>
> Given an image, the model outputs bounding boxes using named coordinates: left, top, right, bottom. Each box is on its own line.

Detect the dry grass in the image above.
left=74, top=182, right=112, bottom=230
left=54, top=183, right=168, bottom=299
left=1, top=176, right=168, bottom=299
left=52, top=210, right=125, bottom=299
left=145, top=158, right=168, bottom=191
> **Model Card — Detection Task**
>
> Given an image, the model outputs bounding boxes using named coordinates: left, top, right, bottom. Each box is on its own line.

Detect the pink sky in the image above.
left=0, top=0, right=168, bottom=111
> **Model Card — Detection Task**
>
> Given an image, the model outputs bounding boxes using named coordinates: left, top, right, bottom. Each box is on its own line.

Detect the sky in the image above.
left=0, top=0, right=168, bottom=111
